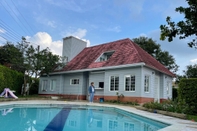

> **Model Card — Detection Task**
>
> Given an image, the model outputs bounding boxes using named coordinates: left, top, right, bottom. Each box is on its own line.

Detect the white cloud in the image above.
left=26, top=32, right=62, bottom=56
left=190, top=59, right=197, bottom=64
left=35, top=14, right=57, bottom=28
left=47, top=21, right=56, bottom=28
left=139, top=33, right=147, bottom=37
left=107, top=26, right=121, bottom=33
left=63, top=28, right=90, bottom=46
left=82, top=39, right=90, bottom=47
left=65, top=28, right=87, bottom=38
left=0, top=28, right=6, bottom=33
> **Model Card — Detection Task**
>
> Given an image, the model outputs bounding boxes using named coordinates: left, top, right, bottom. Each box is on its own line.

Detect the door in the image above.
left=154, top=76, right=160, bottom=103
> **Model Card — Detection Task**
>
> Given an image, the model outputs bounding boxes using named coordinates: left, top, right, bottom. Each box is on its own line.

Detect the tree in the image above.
left=160, top=0, right=197, bottom=48
left=133, top=36, right=179, bottom=73
left=18, top=39, right=63, bottom=79
left=37, top=47, right=61, bottom=77
left=0, top=42, right=24, bottom=72
left=183, top=64, right=197, bottom=78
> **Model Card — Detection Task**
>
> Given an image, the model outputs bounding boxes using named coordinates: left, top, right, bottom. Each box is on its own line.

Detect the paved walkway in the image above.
left=0, top=100, right=197, bottom=131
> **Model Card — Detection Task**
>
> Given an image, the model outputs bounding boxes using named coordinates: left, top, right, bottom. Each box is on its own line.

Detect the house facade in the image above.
left=39, top=36, right=174, bottom=103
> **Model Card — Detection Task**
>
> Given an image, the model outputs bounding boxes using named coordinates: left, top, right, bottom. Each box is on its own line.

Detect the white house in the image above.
left=39, top=36, right=174, bottom=103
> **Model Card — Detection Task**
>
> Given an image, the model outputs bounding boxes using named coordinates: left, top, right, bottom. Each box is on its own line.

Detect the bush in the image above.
left=29, top=78, right=39, bottom=95
left=143, top=99, right=190, bottom=114
left=172, top=88, right=178, bottom=100
left=0, top=65, right=23, bottom=95
left=178, top=78, right=197, bottom=115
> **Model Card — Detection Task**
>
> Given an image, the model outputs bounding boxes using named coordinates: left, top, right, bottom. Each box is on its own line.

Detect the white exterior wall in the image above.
left=141, top=67, right=156, bottom=98
left=89, top=71, right=105, bottom=96
left=104, top=67, right=142, bottom=97
left=62, top=36, right=87, bottom=62
left=161, top=74, right=173, bottom=99
left=39, top=75, right=61, bottom=94
left=62, top=73, right=84, bottom=95
left=39, top=66, right=173, bottom=101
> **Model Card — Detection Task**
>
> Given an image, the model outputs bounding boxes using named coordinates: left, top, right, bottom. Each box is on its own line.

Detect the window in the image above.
left=166, top=81, right=170, bottom=94
left=97, top=120, right=102, bottom=128
left=96, top=51, right=115, bottom=62
left=50, top=79, right=56, bottom=91
left=68, top=120, right=77, bottom=127
left=110, top=76, right=119, bottom=91
left=70, top=79, right=79, bottom=85
left=108, top=120, right=118, bottom=131
left=99, top=82, right=104, bottom=88
left=125, top=75, right=135, bottom=91
left=144, top=75, right=150, bottom=92
left=124, top=122, right=134, bottom=131
left=42, top=80, right=48, bottom=91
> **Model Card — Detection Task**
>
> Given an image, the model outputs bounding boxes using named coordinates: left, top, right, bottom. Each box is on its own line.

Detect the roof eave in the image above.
left=49, top=62, right=146, bottom=75
left=144, top=65, right=175, bottom=77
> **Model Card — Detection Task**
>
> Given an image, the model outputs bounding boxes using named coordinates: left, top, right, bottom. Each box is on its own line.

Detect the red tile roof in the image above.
left=60, top=38, right=174, bottom=76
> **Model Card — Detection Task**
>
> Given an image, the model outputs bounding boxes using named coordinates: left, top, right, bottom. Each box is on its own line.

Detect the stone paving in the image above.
left=0, top=100, right=197, bottom=131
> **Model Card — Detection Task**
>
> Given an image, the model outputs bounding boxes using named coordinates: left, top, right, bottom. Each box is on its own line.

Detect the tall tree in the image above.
left=160, top=0, right=197, bottom=48
left=17, top=37, right=61, bottom=78
left=0, top=42, right=24, bottom=72
left=133, top=36, right=179, bottom=73
left=183, top=64, right=197, bottom=78
left=19, top=37, right=63, bottom=95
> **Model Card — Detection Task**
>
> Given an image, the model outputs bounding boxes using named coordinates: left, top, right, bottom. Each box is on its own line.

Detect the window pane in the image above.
left=110, top=76, right=119, bottom=91
left=125, top=75, right=135, bottom=91
left=144, top=76, right=149, bottom=92
left=50, top=80, right=56, bottom=91
left=71, top=79, right=79, bottom=85
left=99, top=82, right=104, bottom=88
left=42, top=80, right=47, bottom=91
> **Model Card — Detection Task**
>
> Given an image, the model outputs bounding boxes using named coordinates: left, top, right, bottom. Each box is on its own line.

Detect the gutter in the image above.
left=144, top=65, right=175, bottom=77
left=48, top=62, right=146, bottom=75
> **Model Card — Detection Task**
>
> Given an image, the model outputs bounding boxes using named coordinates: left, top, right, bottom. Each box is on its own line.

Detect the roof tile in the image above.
left=60, top=38, right=174, bottom=76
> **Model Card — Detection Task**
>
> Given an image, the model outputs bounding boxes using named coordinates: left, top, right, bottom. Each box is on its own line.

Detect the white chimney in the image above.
left=62, top=36, right=87, bottom=62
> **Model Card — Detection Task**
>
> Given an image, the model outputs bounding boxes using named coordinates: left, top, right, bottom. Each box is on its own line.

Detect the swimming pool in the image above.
left=0, top=104, right=169, bottom=131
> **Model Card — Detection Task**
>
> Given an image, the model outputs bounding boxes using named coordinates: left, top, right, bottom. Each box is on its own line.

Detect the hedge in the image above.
left=0, top=65, right=23, bottom=95
left=179, top=78, right=197, bottom=115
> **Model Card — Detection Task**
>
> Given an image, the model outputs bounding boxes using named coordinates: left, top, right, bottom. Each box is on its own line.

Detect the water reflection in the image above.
left=0, top=106, right=168, bottom=131
left=1, top=108, right=13, bottom=116
left=87, top=108, right=93, bottom=127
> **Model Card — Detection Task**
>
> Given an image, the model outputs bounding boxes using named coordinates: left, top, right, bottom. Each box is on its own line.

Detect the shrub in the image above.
left=0, top=65, right=23, bottom=95
left=172, top=88, right=178, bottom=100
left=178, top=78, right=197, bottom=115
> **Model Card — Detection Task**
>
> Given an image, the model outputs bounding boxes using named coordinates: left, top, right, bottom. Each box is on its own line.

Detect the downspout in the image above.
left=140, top=64, right=144, bottom=99
left=59, top=74, right=63, bottom=98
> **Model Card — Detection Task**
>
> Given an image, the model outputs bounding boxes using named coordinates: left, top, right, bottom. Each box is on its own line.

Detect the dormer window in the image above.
left=96, top=51, right=115, bottom=62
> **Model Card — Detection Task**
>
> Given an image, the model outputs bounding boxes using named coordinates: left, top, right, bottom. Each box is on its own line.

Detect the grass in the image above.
left=187, top=115, right=197, bottom=122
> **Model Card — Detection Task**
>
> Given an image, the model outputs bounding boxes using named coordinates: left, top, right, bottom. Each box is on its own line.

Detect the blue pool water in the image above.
left=0, top=104, right=169, bottom=131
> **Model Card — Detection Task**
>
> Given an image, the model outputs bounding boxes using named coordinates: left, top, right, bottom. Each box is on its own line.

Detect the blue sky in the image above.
left=0, top=0, right=196, bottom=75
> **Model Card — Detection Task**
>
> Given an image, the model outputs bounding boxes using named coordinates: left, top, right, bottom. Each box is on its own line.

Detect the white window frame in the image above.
left=70, top=78, right=79, bottom=85
left=124, top=75, right=135, bottom=92
left=123, top=122, right=134, bottom=131
left=108, top=120, right=118, bottom=131
left=110, top=75, right=119, bottom=91
left=166, top=81, right=170, bottom=95
left=41, top=80, right=48, bottom=91
left=144, top=75, right=150, bottom=93
left=50, top=79, right=56, bottom=91
left=96, top=51, right=115, bottom=62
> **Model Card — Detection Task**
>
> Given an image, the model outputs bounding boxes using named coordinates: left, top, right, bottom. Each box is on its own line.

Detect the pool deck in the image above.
left=0, top=100, right=197, bottom=131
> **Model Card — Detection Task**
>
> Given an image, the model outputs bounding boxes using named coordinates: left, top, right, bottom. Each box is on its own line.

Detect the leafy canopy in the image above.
left=183, top=64, right=197, bottom=78
left=133, top=36, right=179, bottom=73
left=160, top=0, right=197, bottom=48
left=0, top=42, right=24, bottom=72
